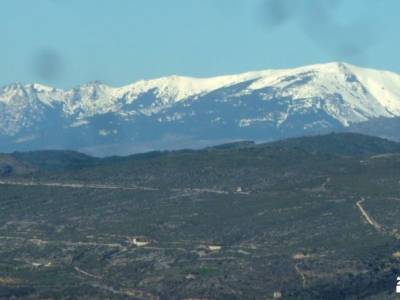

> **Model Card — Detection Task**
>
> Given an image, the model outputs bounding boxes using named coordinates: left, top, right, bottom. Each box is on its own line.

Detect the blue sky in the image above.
left=1, top=0, right=399, bottom=88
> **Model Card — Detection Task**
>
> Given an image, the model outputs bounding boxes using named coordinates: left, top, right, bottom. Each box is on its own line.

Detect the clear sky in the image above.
left=1, top=0, right=400, bottom=88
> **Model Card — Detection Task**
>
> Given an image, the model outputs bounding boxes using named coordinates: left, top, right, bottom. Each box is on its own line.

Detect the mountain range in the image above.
left=1, top=62, right=400, bottom=156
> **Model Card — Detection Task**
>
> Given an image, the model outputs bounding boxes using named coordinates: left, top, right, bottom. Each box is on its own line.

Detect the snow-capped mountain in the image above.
left=1, top=62, right=400, bottom=156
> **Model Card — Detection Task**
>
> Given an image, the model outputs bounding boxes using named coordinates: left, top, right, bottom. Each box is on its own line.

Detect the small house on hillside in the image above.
left=129, top=237, right=150, bottom=247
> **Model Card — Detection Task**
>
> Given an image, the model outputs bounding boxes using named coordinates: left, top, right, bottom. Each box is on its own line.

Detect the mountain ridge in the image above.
left=1, top=62, right=400, bottom=155
left=3, top=133, right=399, bottom=173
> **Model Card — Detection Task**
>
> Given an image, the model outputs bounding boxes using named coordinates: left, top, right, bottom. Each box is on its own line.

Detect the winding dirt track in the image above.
left=0, top=179, right=158, bottom=191
left=356, top=198, right=382, bottom=231
left=0, top=179, right=237, bottom=195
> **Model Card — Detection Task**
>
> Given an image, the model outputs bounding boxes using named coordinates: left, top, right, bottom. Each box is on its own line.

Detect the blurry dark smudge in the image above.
left=31, top=49, right=65, bottom=81
left=258, top=0, right=377, bottom=61
left=261, top=0, right=294, bottom=28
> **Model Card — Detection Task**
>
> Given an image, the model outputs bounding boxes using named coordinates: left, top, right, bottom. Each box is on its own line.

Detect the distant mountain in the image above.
left=1, top=62, right=400, bottom=156
left=347, top=116, right=400, bottom=142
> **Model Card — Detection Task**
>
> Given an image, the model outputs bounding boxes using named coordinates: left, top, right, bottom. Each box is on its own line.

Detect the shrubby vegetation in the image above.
left=0, top=133, right=400, bottom=299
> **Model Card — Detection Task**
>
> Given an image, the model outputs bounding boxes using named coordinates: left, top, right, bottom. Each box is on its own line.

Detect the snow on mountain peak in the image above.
left=1, top=61, right=400, bottom=127
left=119, top=72, right=265, bottom=104
left=237, top=62, right=400, bottom=125
left=1, top=62, right=400, bottom=154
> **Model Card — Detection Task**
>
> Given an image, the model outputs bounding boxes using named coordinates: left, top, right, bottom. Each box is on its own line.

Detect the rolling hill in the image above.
left=1, top=133, right=400, bottom=299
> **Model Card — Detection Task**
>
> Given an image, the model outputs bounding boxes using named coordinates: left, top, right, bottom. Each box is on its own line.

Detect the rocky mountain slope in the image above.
left=1, top=62, right=400, bottom=155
